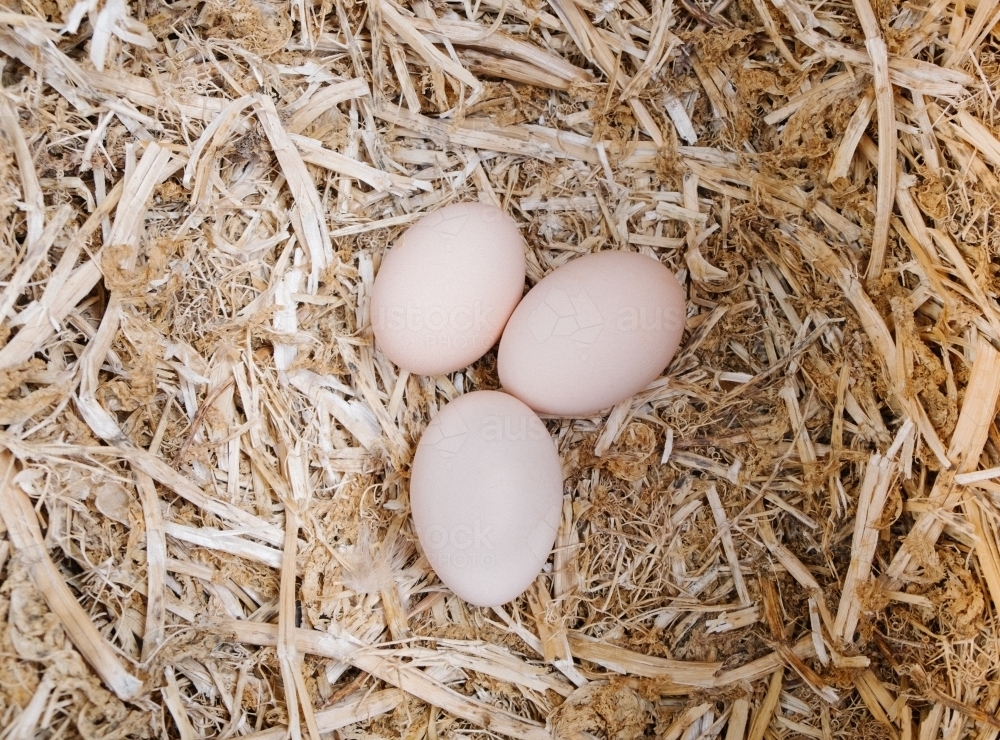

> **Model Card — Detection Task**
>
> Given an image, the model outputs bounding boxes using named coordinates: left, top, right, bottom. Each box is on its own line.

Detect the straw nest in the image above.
left=0, top=0, right=999, bottom=736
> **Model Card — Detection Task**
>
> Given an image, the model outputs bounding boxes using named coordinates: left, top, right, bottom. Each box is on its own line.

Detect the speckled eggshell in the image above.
left=370, top=203, right=526, bottom=376
left=410, top=391, right=564, bottom=607
left=497, top=251, right=686, bottom=416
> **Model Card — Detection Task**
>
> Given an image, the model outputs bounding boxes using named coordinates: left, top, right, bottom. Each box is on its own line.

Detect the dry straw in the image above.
left=0, top=0, right=999, bottom=737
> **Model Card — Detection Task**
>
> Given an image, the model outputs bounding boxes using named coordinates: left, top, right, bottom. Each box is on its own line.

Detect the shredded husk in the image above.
left=1, top=0, right=1000, bottom=736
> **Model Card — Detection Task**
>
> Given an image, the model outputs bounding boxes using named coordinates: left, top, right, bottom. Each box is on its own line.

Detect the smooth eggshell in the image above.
left=370, top=203, right=526, bottom=376
left=498, top=251, right=686, bottom=416
left=410, top=391, right=563, bottom=607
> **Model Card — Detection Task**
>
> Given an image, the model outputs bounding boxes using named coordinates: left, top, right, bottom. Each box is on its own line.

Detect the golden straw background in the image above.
left=0, top=0, right=999, bottom=736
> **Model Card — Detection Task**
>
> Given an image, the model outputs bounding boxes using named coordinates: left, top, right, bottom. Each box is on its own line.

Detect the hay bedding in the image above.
left=0, top=0, right=998, bottom=735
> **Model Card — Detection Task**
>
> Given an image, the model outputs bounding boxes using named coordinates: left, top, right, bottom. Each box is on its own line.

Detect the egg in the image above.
left=498, top=251, right=686, bottom=416
left=410, top=391, right=563, bottom=607
left=370, top=202, right=526, bottom=376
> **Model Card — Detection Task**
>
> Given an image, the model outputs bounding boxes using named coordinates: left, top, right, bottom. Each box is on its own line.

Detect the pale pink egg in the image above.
left=498, top=251, right=686, bottom=416
left=410, top=391, right=563, bottom=607
left=370, top=203, right=526, bottom=376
